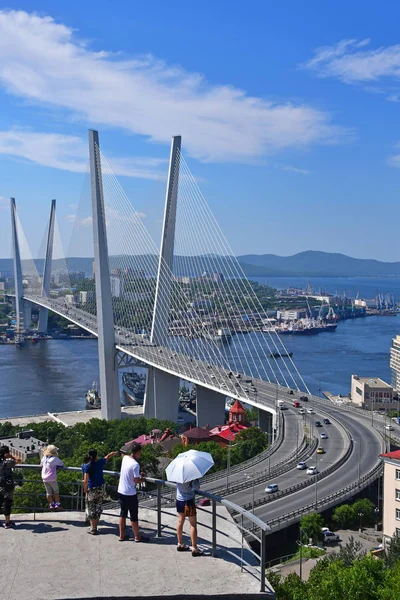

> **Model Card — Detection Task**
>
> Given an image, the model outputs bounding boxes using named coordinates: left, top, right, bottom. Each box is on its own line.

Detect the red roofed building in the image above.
left=229, top=400, right=246, bottom=425
left=380, top=449, right=400, bottom=548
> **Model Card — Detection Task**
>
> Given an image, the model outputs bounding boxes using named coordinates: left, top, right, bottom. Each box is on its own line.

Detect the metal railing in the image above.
left=11, top=464, right=274, bottom=596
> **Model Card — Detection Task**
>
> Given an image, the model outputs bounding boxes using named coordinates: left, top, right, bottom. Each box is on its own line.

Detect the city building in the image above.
left=79, top=290, right=95, bottom=305
left=277, top=308, right=308, bottom=321
left=350, top=375, right=394, bottom=410
left=65, top=294, right=80, bottom=306
left=213, top=272, right=224, bottom=283
left=381, top=450, right=400, bottom=547
left=110, top=276, right=124, bottom=298
left=0, top=430, right=46, bottom=461
left=390, top=335, right=400, bottom=392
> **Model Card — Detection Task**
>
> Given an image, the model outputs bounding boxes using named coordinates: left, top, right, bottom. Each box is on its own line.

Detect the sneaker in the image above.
left=49, top=502, right=55, bottom=510
left=4, top=521, right=15, bottom=529
left=54, top=503, right=62, bottom=511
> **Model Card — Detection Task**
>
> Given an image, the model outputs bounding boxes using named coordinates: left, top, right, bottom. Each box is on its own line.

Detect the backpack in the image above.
left=0, top=459, right=14, bottom=493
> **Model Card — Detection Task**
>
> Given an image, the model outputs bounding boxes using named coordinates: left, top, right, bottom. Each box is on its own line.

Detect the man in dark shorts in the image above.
left=117, top=442, right=149, bottom=542
left=0, top=445, right=22, bottom=528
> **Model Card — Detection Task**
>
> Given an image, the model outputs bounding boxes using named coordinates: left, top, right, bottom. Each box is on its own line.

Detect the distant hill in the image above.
left=1, top=251, right=400, bottom=279
left=237, top=251, right=400, bottom=277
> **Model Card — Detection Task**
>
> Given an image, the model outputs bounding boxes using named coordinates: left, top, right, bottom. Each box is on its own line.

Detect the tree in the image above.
left=385, top=533, right=400, bottom=568
left=351, top=498, right=375, bottom=525
left=300, top=512, right=324, bottom=544
left=327, top=536, right=365, bottom=566
left=332, top=503, right=355, bottom=529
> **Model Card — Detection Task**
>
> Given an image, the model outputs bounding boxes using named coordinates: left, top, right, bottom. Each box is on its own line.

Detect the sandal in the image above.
left=134, top=535, right=150, bottom=543
left=191, top=548, right=204, bottom=557
left=87, top=528, right=98, bottom=535
left=119, top=535, right=130, bottom=541
left=177, top=544, right=190, bottom=552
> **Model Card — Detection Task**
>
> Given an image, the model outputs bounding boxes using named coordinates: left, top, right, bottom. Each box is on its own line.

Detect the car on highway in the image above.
left=307, top=408, right=315, bottom=414
left=300, top=396, right=309, bottom=402
left=296, top=462, right=307, bottom=470
left=315, top=421, right=322, bottom=427
left=316, top=446, right=325, bottom=454
left=293, top=400, right=301, bottom=408
left=323, top=418, right=331, bottom=425
left=298, top=408, right=305, bottom=415
left=385, top=425, right=395, bottom=431
left=265, top=483, right=279, bottom=493
left=288, top=390, right=294, bottom=395
left=320, top=432, right=328, bottom=439
left=307, top=466, right=318, bottom=475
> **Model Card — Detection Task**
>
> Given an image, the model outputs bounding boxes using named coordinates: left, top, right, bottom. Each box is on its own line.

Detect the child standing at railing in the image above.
left=40, top=445, right=65, bottom=510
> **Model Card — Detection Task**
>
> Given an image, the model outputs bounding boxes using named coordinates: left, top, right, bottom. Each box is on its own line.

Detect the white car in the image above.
left=320, top=432, right=328, bottom=439
left=265, top=483, right=279, bottom=494
left=385, top=425, right=395, bottom=431
left=298, top=408, right=305, bottom=415
left=297, top=462, right=307, bottom=470
left=307, top=466, right=318, bottom=475
left=307, top=408, right=315, bottom=414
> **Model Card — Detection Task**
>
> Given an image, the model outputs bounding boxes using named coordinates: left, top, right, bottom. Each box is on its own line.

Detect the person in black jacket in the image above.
left=0, top=445, right=22, bottom=528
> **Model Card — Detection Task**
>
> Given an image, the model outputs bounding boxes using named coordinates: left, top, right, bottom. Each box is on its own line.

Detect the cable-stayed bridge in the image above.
left=7, top=129, right=307, bottom=432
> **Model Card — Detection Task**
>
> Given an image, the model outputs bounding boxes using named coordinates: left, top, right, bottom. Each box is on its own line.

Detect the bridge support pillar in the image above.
left=10, top=198, right=25, bottom=334
left=24, top=301, right=31, bottom=330
left=38, top=199, right=56, bottom=333
left=89, top=130, right=120, bottom=421
left=258, top=409, right=273, bottom=440
left=143, top=367, right=179, bottom=422
left=196, top=386, right=226, bottom=428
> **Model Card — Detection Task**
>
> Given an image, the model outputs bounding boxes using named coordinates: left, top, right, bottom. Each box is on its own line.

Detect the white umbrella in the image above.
left=166, top=449, right=214, bottom=483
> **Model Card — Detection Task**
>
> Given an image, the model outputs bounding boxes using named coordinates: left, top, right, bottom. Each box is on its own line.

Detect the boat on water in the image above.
left=122, top=371, right=146, bottom=406
left=15, top=334, right=25, bottom=348
left=270, top=351, right=293, bottom=358
left=279, top=319, right=337, bottom=335
left=203, top=327, right=232, bottom=343
left=31, top=334, right=40, bottom=344
left=85, top=382, right=101, bottom=409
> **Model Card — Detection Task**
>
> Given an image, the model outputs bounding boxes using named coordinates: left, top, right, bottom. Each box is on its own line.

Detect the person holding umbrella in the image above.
left=166, top=449, right=214, bottom=557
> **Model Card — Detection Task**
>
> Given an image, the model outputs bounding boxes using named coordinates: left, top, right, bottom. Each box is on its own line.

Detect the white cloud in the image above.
left=0, top=10, right=347, bottom=163
left=281, top=165, right=310, bottom=175
left=302, top=39, right=400, bottom=85
left=63, top=214, right=92, bottom=227
left=0, top=128, right=167, bottom=179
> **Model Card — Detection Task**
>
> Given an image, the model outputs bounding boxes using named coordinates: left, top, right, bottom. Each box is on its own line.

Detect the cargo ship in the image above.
left=122, top=371, right=146, bottom=406
left=270, top=351, right=293, bottom=358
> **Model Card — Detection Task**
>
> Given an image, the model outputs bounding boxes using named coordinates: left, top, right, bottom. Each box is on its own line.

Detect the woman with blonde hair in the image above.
left=40, top=445, right=64, bottom=510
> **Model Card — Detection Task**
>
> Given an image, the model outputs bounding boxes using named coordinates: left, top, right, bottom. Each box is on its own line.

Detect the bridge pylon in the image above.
left=38, top=199, right=56, bottom=333
left=10, top=198, right=25, bottom=335
left=89, top=130, right=120, bottom=420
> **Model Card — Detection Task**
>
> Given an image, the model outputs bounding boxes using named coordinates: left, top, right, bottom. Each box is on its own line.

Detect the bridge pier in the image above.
left=24, top=301, right=31, bottom=330
left=89, top=130, right=120, bottom=421
left=258, top=408, right=274, bottom=440
left=196, top=386, right=226, bottom=428
left=38, top=199, right=56, bottom=333
left=10, top=198, right=25, bottom=335
left=143, top=367, right=179, bottom=422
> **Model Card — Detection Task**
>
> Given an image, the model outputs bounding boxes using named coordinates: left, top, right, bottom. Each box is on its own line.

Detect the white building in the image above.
left=351, top=374, right=394, bottom=410
left=390, top=335, right=400, bottom=392
left=110, top=276, right=124, bottom=298
left=381, top=450, right=400, bottom=547
left=79, top=291, right=95, bottom=305
left=277, top=309, right=308, bottom=322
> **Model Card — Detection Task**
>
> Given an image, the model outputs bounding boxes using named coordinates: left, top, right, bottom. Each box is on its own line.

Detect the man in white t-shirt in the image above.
left=117, top=442, right=149, bottom=542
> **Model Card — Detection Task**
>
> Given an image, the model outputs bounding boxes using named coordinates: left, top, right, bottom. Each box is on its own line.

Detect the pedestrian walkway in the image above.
left=0, top=506, right=272, bottom=599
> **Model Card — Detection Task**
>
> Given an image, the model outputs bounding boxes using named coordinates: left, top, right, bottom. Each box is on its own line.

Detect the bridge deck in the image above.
left=1, top=506, right=271, bottom=599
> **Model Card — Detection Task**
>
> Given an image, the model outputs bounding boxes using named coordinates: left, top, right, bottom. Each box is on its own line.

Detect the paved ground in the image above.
left=0, top=506, right=273, bottom=599
left=0, top=406, right=144, bottom=427
left=273, top=527, right=382, bottom=581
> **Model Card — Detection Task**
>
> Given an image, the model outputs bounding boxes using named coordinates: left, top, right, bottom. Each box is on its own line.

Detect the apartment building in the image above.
left=390, top=335, right=400, bottom=392
left=381, top=450, right=400, bottom=547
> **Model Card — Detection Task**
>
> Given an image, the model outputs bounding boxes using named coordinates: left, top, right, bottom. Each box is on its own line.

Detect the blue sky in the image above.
left=1, top=1, right=400, bottom=260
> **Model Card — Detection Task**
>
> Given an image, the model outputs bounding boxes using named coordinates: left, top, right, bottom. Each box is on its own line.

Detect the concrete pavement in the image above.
left=0, top=506, right=273, bottom=599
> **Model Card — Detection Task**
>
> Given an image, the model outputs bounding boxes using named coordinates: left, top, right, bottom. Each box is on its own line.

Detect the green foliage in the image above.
left=245, top=406, right=259, bottom=423
left=384, top=533, right=400, bottom=568
left=352, top=498, right=375, bottom=525
left=300, top=512, right=324, bottom=544
left=332, top=503, right=357, bottom=529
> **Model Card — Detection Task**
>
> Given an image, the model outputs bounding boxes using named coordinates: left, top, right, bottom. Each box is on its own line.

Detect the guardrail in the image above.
left=267, top=459, right=383, bottom=533
left=211, top=434, right=313, bottom=497
left=11, top=464, right=274, bottom=595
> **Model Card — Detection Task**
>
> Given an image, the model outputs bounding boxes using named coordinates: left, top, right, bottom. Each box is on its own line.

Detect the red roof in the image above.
left=230, top=399, right=245, bottom=414
left=381, top=450, right=400, bottom=460
left=181, top=426, right=211, bottom=440
left=209, top=423, right=248, bottom=441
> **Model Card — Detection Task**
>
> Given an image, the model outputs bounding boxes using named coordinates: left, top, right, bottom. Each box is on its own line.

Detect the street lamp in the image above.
left=244, top=472, right=255, bottom=514
left=374, top=507, right=379, bottom=531
left=358, top=512, right=364, bottom=532
left=297, top=527, right=309, bottom=581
